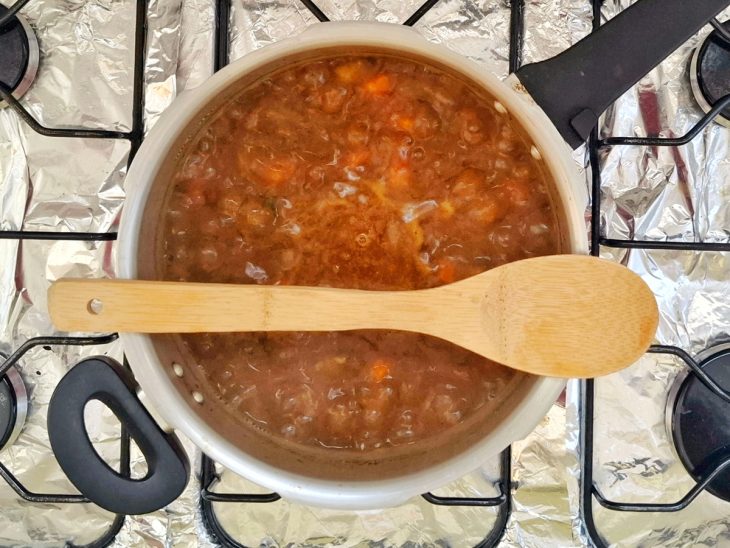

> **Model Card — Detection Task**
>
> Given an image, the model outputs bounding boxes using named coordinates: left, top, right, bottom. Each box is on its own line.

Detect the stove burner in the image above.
left=669, top=346, right=730, bottom=502
left=0, top=6, right=39, bottom=108
left=0, top=365, right=27, bottom=451
left=691, top=19, right=730, bottom=128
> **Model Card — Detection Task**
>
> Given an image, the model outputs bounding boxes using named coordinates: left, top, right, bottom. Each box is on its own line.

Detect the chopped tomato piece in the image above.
left=437, top=259, right=456, bottom=284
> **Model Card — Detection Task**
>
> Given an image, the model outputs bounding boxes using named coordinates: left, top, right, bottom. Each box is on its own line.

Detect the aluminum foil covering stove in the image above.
left=565, top=2, right=730, bottom=547
left=0, top=0, right=728, bottom=547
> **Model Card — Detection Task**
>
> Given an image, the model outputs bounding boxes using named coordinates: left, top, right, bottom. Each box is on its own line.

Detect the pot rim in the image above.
left=117, top=21, right=587, bottom=509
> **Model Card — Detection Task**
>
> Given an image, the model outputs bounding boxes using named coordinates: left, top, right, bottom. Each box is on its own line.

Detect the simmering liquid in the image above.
left=160, top=54, right=559, bottom=451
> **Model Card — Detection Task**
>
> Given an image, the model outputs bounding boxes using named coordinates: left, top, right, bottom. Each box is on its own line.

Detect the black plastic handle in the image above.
left=515, top=0, right=730, bottom=149
left=48, top=357, right=190, bottom=514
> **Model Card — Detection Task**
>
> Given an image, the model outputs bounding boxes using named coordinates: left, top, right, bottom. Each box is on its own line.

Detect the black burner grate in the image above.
left=0, top=6, right=30, bottom=94
left=200, top=449, right=512, bottom=548
left=579, top=2, right=730, bottom=546
left=0, top=0, right=520, bottom=545
left=669, top=347, right=730, bottom=504
left=693, top=18, right=730, bottom=125
left=197, top=1, right=521, bottom=546
left=0, top=0, right=147, bottom=242
left=0, top=334, right=125, bottom=548
left=0, top=0, right=147, bottom=544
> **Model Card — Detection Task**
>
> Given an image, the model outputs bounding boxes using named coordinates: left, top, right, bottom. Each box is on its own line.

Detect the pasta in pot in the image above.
left=160, top=54, right=559, bottom=451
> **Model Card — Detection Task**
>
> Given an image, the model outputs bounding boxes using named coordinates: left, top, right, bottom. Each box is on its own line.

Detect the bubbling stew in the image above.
left=160, top=53, right=560, bottom=451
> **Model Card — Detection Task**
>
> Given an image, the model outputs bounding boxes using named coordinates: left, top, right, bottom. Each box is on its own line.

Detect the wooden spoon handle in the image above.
left=48, top=278, right=446, bottom=334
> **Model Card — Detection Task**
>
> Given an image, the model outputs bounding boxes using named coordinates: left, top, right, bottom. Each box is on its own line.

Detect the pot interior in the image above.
left=135, top=46, right=573, bottom=481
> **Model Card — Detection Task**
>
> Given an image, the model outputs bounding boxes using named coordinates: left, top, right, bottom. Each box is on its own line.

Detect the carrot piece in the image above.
left=363, top=74, right=393, bottom=94
left=370, top=359, right=392, bottom=383
left=335, top=61, right=363, bottom=83
left=437, top=259, right=456, bottom=284
left=394, top=115, right=414, bottom=132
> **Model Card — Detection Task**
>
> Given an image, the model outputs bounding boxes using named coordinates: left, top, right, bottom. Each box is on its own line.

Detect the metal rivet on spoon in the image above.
left=87, top=298, right=103, bottom=315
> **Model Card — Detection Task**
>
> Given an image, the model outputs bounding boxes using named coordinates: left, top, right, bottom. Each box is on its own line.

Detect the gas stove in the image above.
left=0, top=1, right=729, bottom=547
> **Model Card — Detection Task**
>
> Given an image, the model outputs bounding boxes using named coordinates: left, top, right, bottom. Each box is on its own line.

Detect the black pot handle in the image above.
left=48, top=356, right=190, bottom=514
left=515, top=0, right=729, bottom=149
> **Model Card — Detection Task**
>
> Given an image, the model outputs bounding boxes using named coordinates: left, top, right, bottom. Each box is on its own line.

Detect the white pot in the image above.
left=116, top=22, right=587, bottom=509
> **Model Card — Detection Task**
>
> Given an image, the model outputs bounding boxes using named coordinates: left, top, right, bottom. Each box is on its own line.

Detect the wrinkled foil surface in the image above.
left=0, top=0, right=728, bottom=547
left=565, top=2, right=730, bottom=548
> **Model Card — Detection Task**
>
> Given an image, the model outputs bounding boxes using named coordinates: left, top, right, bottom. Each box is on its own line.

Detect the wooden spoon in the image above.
left=47, top=255, right=658, bottom=378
